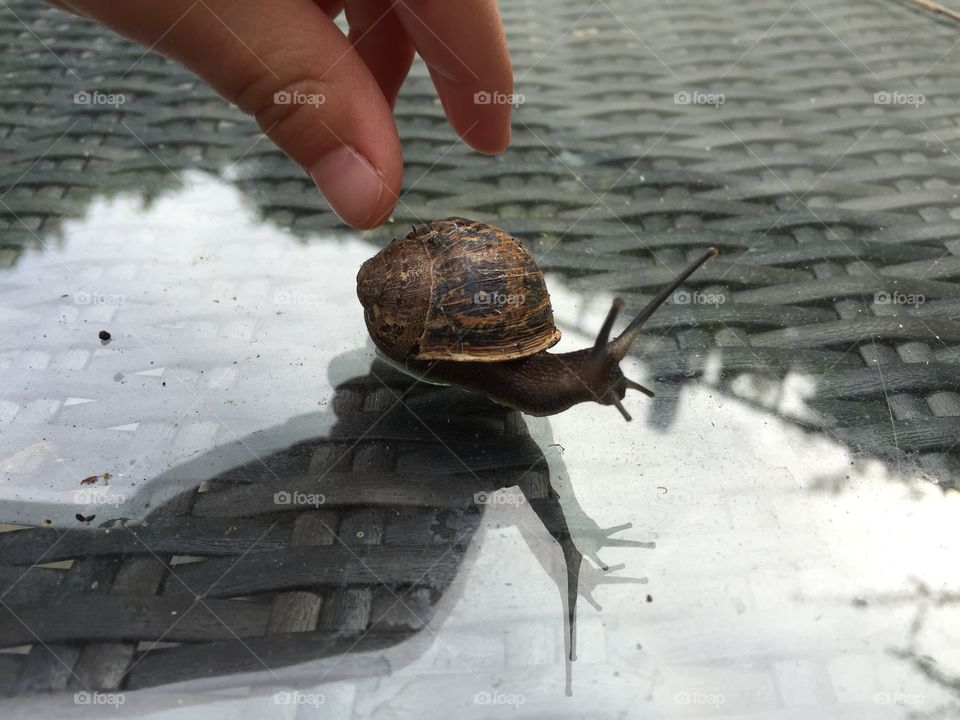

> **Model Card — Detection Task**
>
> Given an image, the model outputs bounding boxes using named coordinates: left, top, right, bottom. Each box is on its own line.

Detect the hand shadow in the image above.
left=0, top=349, right=653, bottom=697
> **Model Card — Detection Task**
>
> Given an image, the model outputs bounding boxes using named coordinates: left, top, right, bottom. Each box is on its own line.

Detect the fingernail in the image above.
left=309, top=146, right=383, bottom=227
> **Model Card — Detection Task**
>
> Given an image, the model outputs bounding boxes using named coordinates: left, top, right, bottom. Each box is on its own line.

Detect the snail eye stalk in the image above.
left=609, top=247, right=718, bottom=361
left=623, top=377, right=655, bottom=398
left=611, top=396, right=632, bottom=422
left=592, top=297, right=624, bottom=352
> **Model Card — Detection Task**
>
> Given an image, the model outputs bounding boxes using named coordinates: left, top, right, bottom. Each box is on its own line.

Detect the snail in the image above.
left=356, top=217, right=716, bottom=420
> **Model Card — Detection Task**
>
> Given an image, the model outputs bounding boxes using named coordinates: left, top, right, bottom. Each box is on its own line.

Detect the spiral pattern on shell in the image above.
left=357, top=217, right=561, bottom=362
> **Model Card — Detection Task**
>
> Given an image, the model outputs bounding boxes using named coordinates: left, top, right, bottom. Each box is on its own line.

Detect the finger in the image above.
left=344, top=0, right=415, bottom=108
left=312, top=0, right=344, bottom=18
left=44, top=0, right=91, bottom=19
left=66, top=0, right=402, bottom=228
left=393, top=0, right=512, bottom=154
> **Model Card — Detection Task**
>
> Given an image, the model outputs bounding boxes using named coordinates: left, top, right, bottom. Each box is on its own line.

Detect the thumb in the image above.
left=67, top=0, right=402, bottom=228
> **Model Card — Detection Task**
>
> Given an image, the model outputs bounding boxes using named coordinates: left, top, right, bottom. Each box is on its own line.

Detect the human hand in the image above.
left=48, top=0, right=513, bottom=228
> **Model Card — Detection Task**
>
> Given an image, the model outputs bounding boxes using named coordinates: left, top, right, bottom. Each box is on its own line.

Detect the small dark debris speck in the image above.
left=99, top=330, right=111, bottom=341
left=646, top=594, right=653, bottom=603
left=76, top=513, right=95, bottom=523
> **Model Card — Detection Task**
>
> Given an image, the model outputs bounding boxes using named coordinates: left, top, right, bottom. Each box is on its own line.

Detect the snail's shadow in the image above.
left=0, top=351, right=652, bottom=696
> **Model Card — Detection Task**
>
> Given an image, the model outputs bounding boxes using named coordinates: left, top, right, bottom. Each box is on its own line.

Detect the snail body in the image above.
left=357, top=217, right=716, bottom=420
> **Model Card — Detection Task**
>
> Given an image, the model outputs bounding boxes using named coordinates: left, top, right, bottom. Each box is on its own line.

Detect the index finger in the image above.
left=393, top=0, right=513, bottom=154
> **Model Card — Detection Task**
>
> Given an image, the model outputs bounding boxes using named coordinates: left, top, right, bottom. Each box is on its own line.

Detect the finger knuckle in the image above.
left=232, top=76, right=331, bottom=137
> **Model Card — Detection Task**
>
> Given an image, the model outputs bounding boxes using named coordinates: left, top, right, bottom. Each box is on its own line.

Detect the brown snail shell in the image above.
left=356, top=217, right=560, bottom=362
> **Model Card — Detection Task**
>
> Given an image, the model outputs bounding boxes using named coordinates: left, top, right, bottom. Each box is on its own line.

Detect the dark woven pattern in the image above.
left=0, top=362, right=564, bottom=692
left=2, top=0, right=960, bottom=694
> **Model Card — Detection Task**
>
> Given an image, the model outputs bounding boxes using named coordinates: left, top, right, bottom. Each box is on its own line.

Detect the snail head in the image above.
left=580, top=247, right=718, bottom=421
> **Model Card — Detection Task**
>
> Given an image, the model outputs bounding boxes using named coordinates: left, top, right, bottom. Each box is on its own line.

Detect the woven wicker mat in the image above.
left=2, top=0, right=960, bottom=695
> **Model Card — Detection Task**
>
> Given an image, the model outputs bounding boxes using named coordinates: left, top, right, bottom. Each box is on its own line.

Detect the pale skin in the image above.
left=46, top=0, right=513, bottom=228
